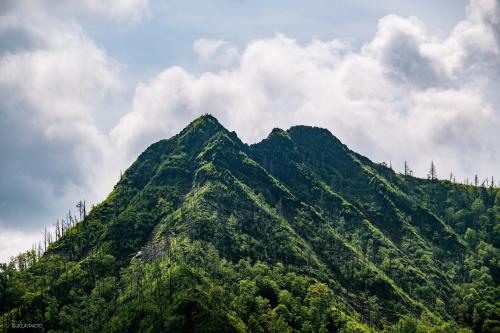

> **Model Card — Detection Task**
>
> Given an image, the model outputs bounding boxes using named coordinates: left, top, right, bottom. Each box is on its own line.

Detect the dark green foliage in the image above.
left=0, top=115, right=498, bottom=332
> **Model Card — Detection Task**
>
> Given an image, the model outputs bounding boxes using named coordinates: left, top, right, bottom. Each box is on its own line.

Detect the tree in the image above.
left=404, top=161, right=412, bottom=177
left=306, top=283, right=331, bottom=332
left=471, top=198, right=485, bottom=216
left=43, top=228, right=48, bottom=252
left=55, top=219, right=61, bottom=240
left=76, top=200, right=87, bottom=221
left=464, top=228, right=477, bottom=248
left=428, top=161, right=437, bottom=180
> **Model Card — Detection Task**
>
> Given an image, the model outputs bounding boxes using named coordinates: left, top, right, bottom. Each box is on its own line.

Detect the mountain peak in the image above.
left=287, top=125, right=342, bottom=145
left=8, top=115, right=495, bottom=333
left=176, top=113, right=229, bottom=144
left=186, top=113, right=223, bottom=131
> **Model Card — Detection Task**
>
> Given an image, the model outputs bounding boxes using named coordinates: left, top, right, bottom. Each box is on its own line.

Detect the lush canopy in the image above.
left=1, top=115, right=498, bottom=332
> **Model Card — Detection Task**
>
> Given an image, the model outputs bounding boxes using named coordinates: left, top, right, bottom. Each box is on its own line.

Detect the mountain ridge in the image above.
left=1, top=114, right=499, bottom=333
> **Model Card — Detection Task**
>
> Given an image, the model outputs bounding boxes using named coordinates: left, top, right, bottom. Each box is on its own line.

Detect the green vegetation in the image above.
left=1, top=115, right=498, bottom=332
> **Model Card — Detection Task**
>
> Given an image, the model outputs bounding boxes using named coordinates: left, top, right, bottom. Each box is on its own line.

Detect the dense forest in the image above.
left=1, top=115, right=499, bottom=332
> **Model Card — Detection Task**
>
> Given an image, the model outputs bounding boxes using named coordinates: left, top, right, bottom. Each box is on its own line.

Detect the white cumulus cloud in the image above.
left=2, top=0, right=499, bottom=262
left=0, top=0, right=130, bottom=262
left=193, top=38, right=240, bottom=68
left=112, top=0, right=500, bottom=183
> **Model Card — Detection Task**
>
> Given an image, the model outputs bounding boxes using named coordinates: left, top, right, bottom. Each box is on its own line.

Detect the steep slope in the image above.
left=1, top=115, right=498, bottom=333
left=250, top=126, right=463, bottom=310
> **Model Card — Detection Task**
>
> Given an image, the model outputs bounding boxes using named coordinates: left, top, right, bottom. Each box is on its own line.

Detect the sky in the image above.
left=1, top=0, right=499, bottom=262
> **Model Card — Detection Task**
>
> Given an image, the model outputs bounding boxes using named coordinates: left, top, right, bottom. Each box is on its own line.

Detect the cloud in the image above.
left=363, top=15, right=446, bottom=89
left=2, top=0, right=499, bottom=262
left=76, top=0, right=151, bottom=23
left=193, top=38, right=239, bottom=68
left=0, top=34, right=121, bottom=223
left=0, top=0, right=150, bottom=23
left=113, top=1, right=500, bottom=184
left=0, top=229, right=41, bottom=263
left=469, top=0, right=500, bottom=47
left=0, top=1, right=125, bottom=252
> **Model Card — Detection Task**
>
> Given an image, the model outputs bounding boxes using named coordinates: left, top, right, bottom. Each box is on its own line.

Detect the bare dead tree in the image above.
left=404, top=161, right=412, bottom=177
left=61, top=218, right=67, bottom=235
left=55, top=219, right=60, bottom=240
left=43, top=228, right=48, bottom=252
left=66, top=210, right=75, bottom=228
left=428, top=161, right=437, bottom=180
left=75, top=200, right=87, bottom=221
left=77, top=201, right=83, bottom=221
left=37, top=242, right=42, bottom=259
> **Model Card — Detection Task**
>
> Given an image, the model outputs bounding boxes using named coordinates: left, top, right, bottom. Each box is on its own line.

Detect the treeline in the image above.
left=0, top=235, right=471, bottom=333
left=11, top=200, right=88, bottom=271
left=386, top=160, right=498, bottom=187
left=1, top=116, right=498, bottom=332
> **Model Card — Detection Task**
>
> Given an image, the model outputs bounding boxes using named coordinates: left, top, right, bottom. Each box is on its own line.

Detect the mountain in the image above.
left=1, top=115, right=499, bottom=333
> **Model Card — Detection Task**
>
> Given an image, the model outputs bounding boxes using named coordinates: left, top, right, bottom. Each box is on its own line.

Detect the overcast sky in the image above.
left=1, top=0, right=499, bottom=262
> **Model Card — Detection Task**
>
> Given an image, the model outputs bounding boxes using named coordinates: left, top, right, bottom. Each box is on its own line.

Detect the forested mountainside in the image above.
left=1, top=115, right=499, bottom=333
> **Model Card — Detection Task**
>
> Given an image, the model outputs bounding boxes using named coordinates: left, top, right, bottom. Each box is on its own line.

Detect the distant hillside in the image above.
left=1, top=115, right=499, bottom=333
